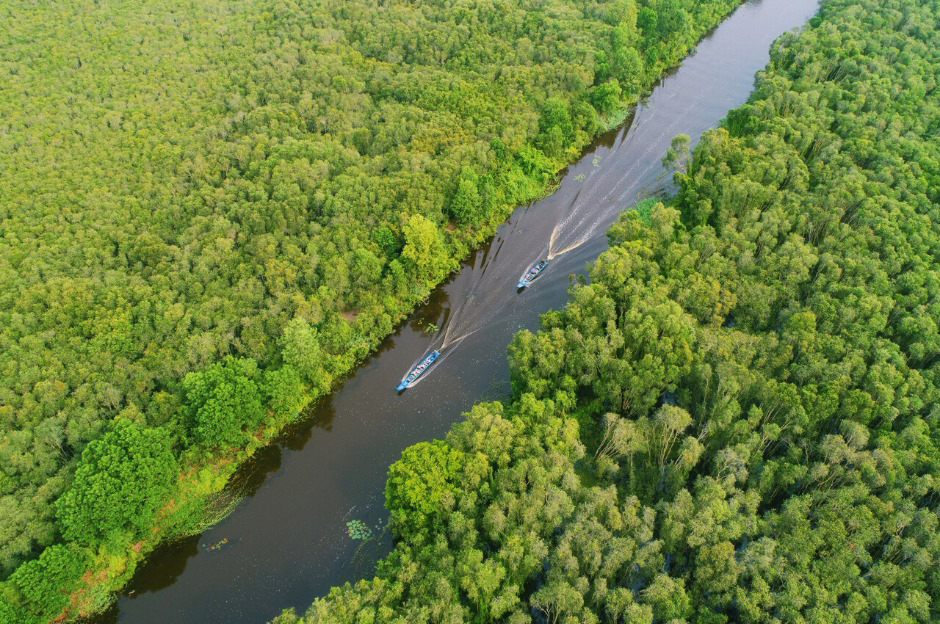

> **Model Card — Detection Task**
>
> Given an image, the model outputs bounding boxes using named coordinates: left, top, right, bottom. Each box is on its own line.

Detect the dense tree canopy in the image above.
left=182, top=356, right=265, bottom=450
left=0, top=0, right=746, bottom=618
left=271, top=0, right=940, bottom=621
left=0, top=545, right=90, bottom=624
left=55, top=420, right=177, bottom=547
left=385, top=441, right=468, bottom=541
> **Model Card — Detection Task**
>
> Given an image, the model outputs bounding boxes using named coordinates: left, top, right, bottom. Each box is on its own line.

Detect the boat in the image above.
left=517, top=259, right=549, bottom=289
left=396, top=350, right=441, bottom=391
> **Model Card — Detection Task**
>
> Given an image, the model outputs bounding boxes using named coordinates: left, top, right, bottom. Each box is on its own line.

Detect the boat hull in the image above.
left=517, top=260, right=549, bottom=290
left=396, top=350, right=441, bottom=391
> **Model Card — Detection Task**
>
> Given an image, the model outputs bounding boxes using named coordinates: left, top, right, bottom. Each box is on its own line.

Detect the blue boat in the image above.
left=517, top=259, right=549, bottom=289
left=396, top=350, right=440, bottom=391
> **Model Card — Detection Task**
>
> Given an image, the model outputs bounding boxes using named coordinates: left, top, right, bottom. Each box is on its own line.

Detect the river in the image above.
left=93, top=0, right=820, bottom=621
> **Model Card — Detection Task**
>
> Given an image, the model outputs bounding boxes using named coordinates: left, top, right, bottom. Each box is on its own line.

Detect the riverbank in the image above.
left=77, top=8, right=750, bottom=623
left=272, top=0, right=940, bottom=619
left=1, top=3, right=749, bottom=622
left=86, top=0, right=827, bottom=620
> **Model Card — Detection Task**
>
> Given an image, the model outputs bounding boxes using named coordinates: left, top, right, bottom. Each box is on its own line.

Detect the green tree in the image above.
left=385, top=440, right=466, bottom=540
left=56, top=421, right=178, bottom=545
left=662, top=133, right=691, bottom=176
left=449, top=169, right=483, bottom=226
left=5, top=544, right=90, bottom=623
left=372, top=226, right=401, bottom=259
left=590, top=79, right=624, bottom=116
left=182, top=356, right=265, bottom=449
left=280, top=318, right=331, bottom=394
left=536, top=98, right=575, bottom=158
left=262, top=365, right=309, bottom=421
left=401, top=214, right=448, bottom=285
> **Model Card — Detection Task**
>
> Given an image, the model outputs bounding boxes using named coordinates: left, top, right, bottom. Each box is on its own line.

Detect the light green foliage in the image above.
left=56, top=421, right=177, bottom=546
left=279, top=319, right=331, bottom=394
left=401, top=215, right=449, bottom=286
left=182, top=357, right=264, bottom=449
left=278, top=1, right=940, bottom=621
left=661, top=133, right=691, bottom=175
left=385, top=441, right=466, bottom=540
left=262, top=366, right=309, bottom=422
left=2, top=0, right=747, bottom=577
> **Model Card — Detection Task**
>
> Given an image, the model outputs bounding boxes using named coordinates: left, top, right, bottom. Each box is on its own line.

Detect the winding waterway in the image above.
left=94, top=0, right=820, bottom=621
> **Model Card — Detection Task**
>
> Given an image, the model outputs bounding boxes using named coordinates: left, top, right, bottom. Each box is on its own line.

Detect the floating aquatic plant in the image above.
left=204, top=537, right=229, bottom=552
left=346, top=519, right=373, bottom=540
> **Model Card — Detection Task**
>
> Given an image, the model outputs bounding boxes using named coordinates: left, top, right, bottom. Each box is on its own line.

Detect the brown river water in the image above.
left=91, top=0, right=821, bottom=621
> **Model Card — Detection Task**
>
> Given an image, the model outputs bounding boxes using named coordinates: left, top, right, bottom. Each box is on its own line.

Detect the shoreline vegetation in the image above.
left=0, top=1, right=747, bottom=621
left=270, top=0, right=940, bottom=620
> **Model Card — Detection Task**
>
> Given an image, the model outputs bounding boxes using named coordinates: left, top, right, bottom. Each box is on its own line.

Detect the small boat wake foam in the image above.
left=396, top=350, right=441, bottom=392
left=517, top=259, right=549, bottom=290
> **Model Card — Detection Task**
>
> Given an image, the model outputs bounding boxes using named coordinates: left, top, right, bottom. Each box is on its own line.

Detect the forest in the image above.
left=269, top=0, right=940, bottom=621
left=0, top=0, right=746, bottom=621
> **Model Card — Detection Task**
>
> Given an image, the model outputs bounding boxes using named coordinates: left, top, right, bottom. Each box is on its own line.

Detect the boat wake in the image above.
left=395, top=53, right=718, bottom=392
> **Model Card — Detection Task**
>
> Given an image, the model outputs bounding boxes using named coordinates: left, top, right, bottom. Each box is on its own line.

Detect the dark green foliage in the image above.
left=632, top=196, right=659, bottom=225
left=590, top=80, right=625, bottom=117
left=182, top=357, right=264, bottom=450
left=372, top=227, right=401, bottom=260
left=536, top=98, right=576, bottom=158
left=56, top=421, right=177, bottom=546
left=276, top=1, right=940, bottom=621
left=3, top=544, right=90, bottom=624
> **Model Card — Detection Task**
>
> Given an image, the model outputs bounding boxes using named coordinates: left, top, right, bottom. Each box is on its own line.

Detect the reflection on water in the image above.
left=91, top=1, right=822, bottom=622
